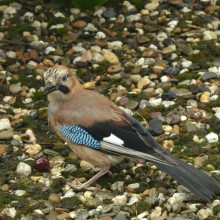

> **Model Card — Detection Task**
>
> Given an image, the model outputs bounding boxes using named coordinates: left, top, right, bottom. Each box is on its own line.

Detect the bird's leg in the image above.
left=87, top=167, right=113, bottom=177
left=68, top=165, right=110, bottom=190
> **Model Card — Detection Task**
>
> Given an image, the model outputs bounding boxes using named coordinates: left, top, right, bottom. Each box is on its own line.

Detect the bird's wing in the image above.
left=59, top=107, right=178, bottom=166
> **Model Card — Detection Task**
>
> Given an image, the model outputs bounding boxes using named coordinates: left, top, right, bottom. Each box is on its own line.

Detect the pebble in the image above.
left=138, top=76, right=151, bottom=89
left=201, top=71, right=217, bottom=82
left=73, top=20, right=87, bottom=28
left=80, top=160, right=94, bottom=171
left=130, top=74, right=141, bottom=83
left=0, top=118, right=11, bottom=131
left=107, top=65, right=122, bottom=74
left=9, top=82, right=22, bottom=94
left=125, top=100, right=138, bottom=110
left=108, top=41, right=123, bottom=50
left=76, top=209, right=89, bottom=220
left=2, top=207, right=17, bottom=218
left=200, top=93, right=210, bottom=103
left=206, top=132, right=218, bottom=143
left=16, top=162, right=32, bottom=176
left=2, top=184, right=9, bottom=191
left=194, top=155, right=208, bottom=168
left=181, top=60, right=192, bottom=68
left=45, top=46, right=56, bottom=55
left=149, top=119, right=163, bottom=136
left=197, top=208, right=212, bottom=220
left=6, top=51, right=16, bottom=58
left=112, top=195, right=127, bottom=205
left=15, top=190, right=26, bottom=196
left=127, top=183, right=139, bottom=189
left=102, top=9, right=117, bottom=18
left=149, top=98, right=162, bottom=107
left=103, top=50, right=119, bottom=64
left=49, top=193, right=61, bottom=204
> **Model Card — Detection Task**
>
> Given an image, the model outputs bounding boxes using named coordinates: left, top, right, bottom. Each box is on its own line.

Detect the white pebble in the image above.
left=128, top=197, right=139, bottom=205
left=135, top=58, right=145, bottom=66
left=45, top=46, right=55, bottom=55
left=112, top=195, right=127, bottom=205
left=203, top=31, right=217, bottom=40
left=34, top=209, right=44, bottom=215
left=181, top=115, right=187, bottom=121
left=85, top=23, right=97, bottom=31
left=197, top=208, right=212, bottom=220
left=70, top=8, right=80, bottom=15
left=6, top=51, right=16, bottom=58
left=54, top=12, right=65, bottom=17
left=22, top=12, right=34, bottom=22
left=0, top=118, right=11, bottom=131
left=96, top=31, right=106, bottom=39
left=90, top=45, right=101, bottom=53
left=72, top=44, right=86, bottom=53
left=0, top=32, right=4, bottom=40
left=127, top=183, right=139, bottom=189
left=156, top=32, right=168, bottom=41
left=206, top=132, right=219, bottom=143
left=181, top=60, right=192, bottom=68
left=162, top=101, right=175, bottom=108
left=107, top=41, right=123, bottom=50
left=149, top=98, right=162, bottom=107
left=23, top=98, right=33, bottom=104
left=214, top=111, right=220, bottom=120
left=63, top=189, right=76, bottom=198
left=93, top=53, right=104, bottom=63
left=127, top=13, right=141, bottom=22
left=69, top=211, right=76, bottom=218
left=160, top=75, right=169, bottom=82
left=3, top=7, right=17, bottom=18
left=16, top=162, right=32, bottom=176
left=2, top=207, right=16, bottom=218
left=49, top=24, right=64, bottom=29
left=32, top=20, right=41, bottom=28
left=15, top=190, right=26, bottom=196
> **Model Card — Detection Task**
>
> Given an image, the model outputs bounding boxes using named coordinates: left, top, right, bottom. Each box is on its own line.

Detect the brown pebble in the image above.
left=72, top=20, right=87, bottom=28
left=107, top=65, right=122, bottom=74
left=49, top=193, right=61, bottom=204
left=1, top=184, right=9, bottom=191
left=46, top=211, right=58, bottom=220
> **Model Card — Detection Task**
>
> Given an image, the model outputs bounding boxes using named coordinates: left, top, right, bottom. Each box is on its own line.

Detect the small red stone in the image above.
left=34, top=156, right=50, bottom=172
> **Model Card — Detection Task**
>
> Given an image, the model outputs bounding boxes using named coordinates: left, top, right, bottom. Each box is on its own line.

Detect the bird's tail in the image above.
left=153, top=155, right=220, bottom=202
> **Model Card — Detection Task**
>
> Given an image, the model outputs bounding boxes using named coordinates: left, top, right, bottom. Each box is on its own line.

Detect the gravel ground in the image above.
left=0, top=0, right=220, bottom=219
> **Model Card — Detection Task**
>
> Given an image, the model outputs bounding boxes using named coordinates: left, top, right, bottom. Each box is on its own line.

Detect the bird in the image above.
left=44, top=65, right=220, bottom=202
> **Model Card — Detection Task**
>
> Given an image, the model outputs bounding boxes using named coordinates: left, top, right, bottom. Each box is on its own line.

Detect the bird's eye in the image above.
left=62, top=75, right=68, bottom=82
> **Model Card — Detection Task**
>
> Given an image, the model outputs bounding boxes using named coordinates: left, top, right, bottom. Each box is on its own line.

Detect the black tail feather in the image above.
left=153, top=156, right=220, bottom=202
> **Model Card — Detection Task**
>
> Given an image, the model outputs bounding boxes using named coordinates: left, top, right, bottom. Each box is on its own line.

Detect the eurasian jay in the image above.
left=44, top=65, right=220, bottom=202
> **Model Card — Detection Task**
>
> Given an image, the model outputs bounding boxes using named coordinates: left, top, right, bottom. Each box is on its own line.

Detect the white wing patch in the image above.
left=103, top=134, right=124, bottom=146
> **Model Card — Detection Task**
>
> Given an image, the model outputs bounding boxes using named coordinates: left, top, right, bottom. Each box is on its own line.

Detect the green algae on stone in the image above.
left=50, top=178, right=66, bottom=193
left=48, top=28, right=68, bottom=37
left=48, top=17, right=69, bottom=28
left=135, top=201, right=151, bottom=214
left=61, top=196, right=82, bottom=209
left=177, top=72, right=200, bottom=81
left=9, top=25, right=35, bottom=36
left=10, top=176, right=34, bottom=191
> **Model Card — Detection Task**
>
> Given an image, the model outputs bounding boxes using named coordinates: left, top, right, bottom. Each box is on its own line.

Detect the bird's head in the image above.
left=44, top=65, right=82, bottom=96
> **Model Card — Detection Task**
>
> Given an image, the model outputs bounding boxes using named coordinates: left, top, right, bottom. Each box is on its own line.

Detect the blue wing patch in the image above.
left=59, top=125, right=101, bottom=150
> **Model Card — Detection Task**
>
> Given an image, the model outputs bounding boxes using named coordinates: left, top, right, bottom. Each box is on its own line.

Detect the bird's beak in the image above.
left=44, top=83, right=58, bottom=95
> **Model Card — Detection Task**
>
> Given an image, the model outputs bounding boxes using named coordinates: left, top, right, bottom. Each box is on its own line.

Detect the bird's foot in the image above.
left=67, top=179, right=97, bottom=191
